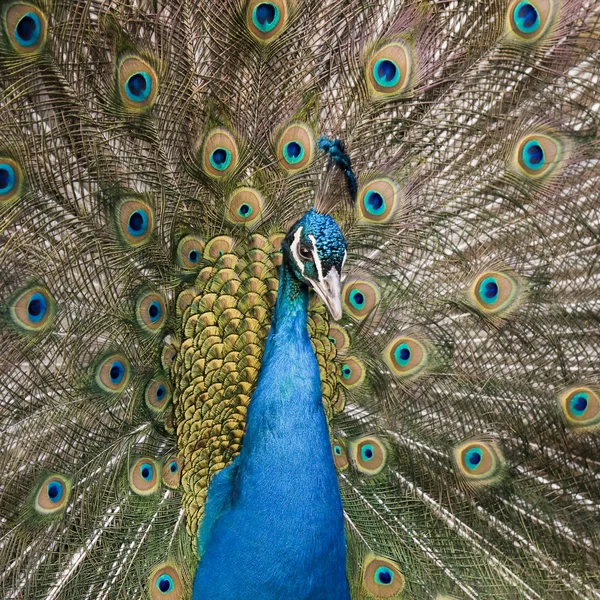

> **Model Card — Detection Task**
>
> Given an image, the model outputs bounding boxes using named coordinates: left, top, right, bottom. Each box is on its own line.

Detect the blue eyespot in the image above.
left=118, top=201, right=154, bottom=246
left=283, top=141, right=304, bottom=165
left=570, top=393, right=589, bottom=417
left=156, top=573, right=174, bottom=594
left=128, top=209, right=149, bottom=237
left=155, top=384, right=166, bottom=402
left=374, top=566, right=394, bottom=586
left=522, top=139, right=545, bottom=170
left=125, top=72, right=152, bottom=102
left=27, top=293, right=47, bottom=323
left=47, top=481, right=63, bottom=503
left=513, top=2, right=540, bottom=33
left=361, top=444, right=374, bottom=461
left=169, top=461, right=179, bottom=474
left=363, top=190, right=386, bottom=216
left=341, top=365, right=352, bottom=379
left=253, top=2, right=280, bottom=33
left=140, top=463, right=153, bottom=481
left=97, top=354, right=130, bottom=393
left=237, top=203, right=253, bottom=218
left=465, top=447, right=483, bottom=470
left=109, top=360, right=125, bottom=385
left=15, top=12, right=41, bottom=47
left=373, top=58, right=400, bottom=88
left=393, top=343, right=411, bottom=367
left=0, top=164, right=16, bottom=194
left=118, top=58, right=157, bottom=111
left=349, top=289, right=365, bottom=310
left=209, top=147, right=232, bottom=171
left=478, top=277, right=499, bottom=304
left=148, top=300, right=162, bottom=323
left=203, top=129, right=238, bottom=177
left=333, top=445, right=342, bottom=456
left=277, top=124, right=313, bottom=171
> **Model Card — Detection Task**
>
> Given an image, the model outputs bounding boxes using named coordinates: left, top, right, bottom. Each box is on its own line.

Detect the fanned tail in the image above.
left=1, top=1, right=600, bottom=599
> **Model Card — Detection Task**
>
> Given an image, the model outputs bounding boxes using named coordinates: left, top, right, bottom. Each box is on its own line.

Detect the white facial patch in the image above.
left=290, top=226, right=305, bottom=276
left=307, top=234, right=323, bottom=283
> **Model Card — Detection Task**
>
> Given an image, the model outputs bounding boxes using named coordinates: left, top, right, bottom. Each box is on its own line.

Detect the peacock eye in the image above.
left=34, top=474, right=71, bottom=515
left=150, top=564, right=182, bottom=599
left=299, top=246, right=312, bottom=260
left=129, top=458, right=160, bottom=495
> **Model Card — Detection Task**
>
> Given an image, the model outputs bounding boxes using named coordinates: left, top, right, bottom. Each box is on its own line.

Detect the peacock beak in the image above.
left=309, top=267, right=343, bottom=321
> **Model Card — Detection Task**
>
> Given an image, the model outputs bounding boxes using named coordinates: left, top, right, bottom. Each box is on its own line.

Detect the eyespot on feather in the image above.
left=226, top=187, right=265, bottom=227
left=0, top=158, right=23, bottom=204
left=115, top=198, right=154, bottom=247
left=367, top=42, right=412, bottom=97
left=117, top=56, right=158, bottom=112
left=507, top=0, right=554, bottom=41
left=470, top=271, right=520, bottom=315
left=136, top=291, right=166, bottom=333
left=34, top=474, right=71, bottom=515
left=204, top=236, right=234, bottom=261
left=130, top=458, right=160, bottom=496
left=514, top=133, right=561, bottom=178
left=246, top=0, right=288, bottom=42
left=276, top=123, right=314, bottom=173
left=363, top=554, right=405, bottom=598
left=162, top=456, right=181, bottom=489
left=149, top=563, right=183, bottom=600
left=10, top=285, right=55, bottom=332
left=339, top=356, right=365, bottom=389
left=96, top=354, right=131, bottom=393
left=384, top=336, right=428, bottom=378
left=358, top=178, right=401, bottom=223
left=161, top=344, right=177, bottom=370
left=202, top=128, right=239, bottom=178
left=328, top=324, right=350, bottom=355
left=3, top=4, right=47, bottom=54
left=145, top=378, right=171, bottom=414
left=453, top=440, right=504, bottom=485
left=332, top=440, right=349, bottom=471
left=343, top=279, right=380, bottom=320
left=350, top=436, right=387, bottom=475
left=176, top=235, right=204, bottom=270
left=559, top=386, right=600, bottom=430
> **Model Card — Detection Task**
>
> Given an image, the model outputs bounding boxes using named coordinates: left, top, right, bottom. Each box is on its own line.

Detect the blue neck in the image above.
left=271, top=262, right=308, bottom=332
left=241, top=262, right=323, bottom=453
left=193, top=260, right=349, bottom=599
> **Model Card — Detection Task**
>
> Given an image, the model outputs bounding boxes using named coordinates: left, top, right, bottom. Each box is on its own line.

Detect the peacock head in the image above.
left=281, top=209, right=347, bottom=321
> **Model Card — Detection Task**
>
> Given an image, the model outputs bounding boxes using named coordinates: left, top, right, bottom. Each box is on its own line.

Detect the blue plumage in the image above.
left=193, top=212, right=350, bottom=599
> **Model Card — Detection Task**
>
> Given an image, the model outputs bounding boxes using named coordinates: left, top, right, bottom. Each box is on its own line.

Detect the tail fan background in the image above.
left=1, top=1, right=599, bottom=598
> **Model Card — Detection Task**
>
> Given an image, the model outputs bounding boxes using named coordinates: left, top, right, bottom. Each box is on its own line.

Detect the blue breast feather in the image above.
left=192, top=267, right=350, bottom=600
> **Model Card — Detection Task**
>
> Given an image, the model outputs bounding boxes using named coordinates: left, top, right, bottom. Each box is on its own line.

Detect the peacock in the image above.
left=1, top=0, right=600, bottom=598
